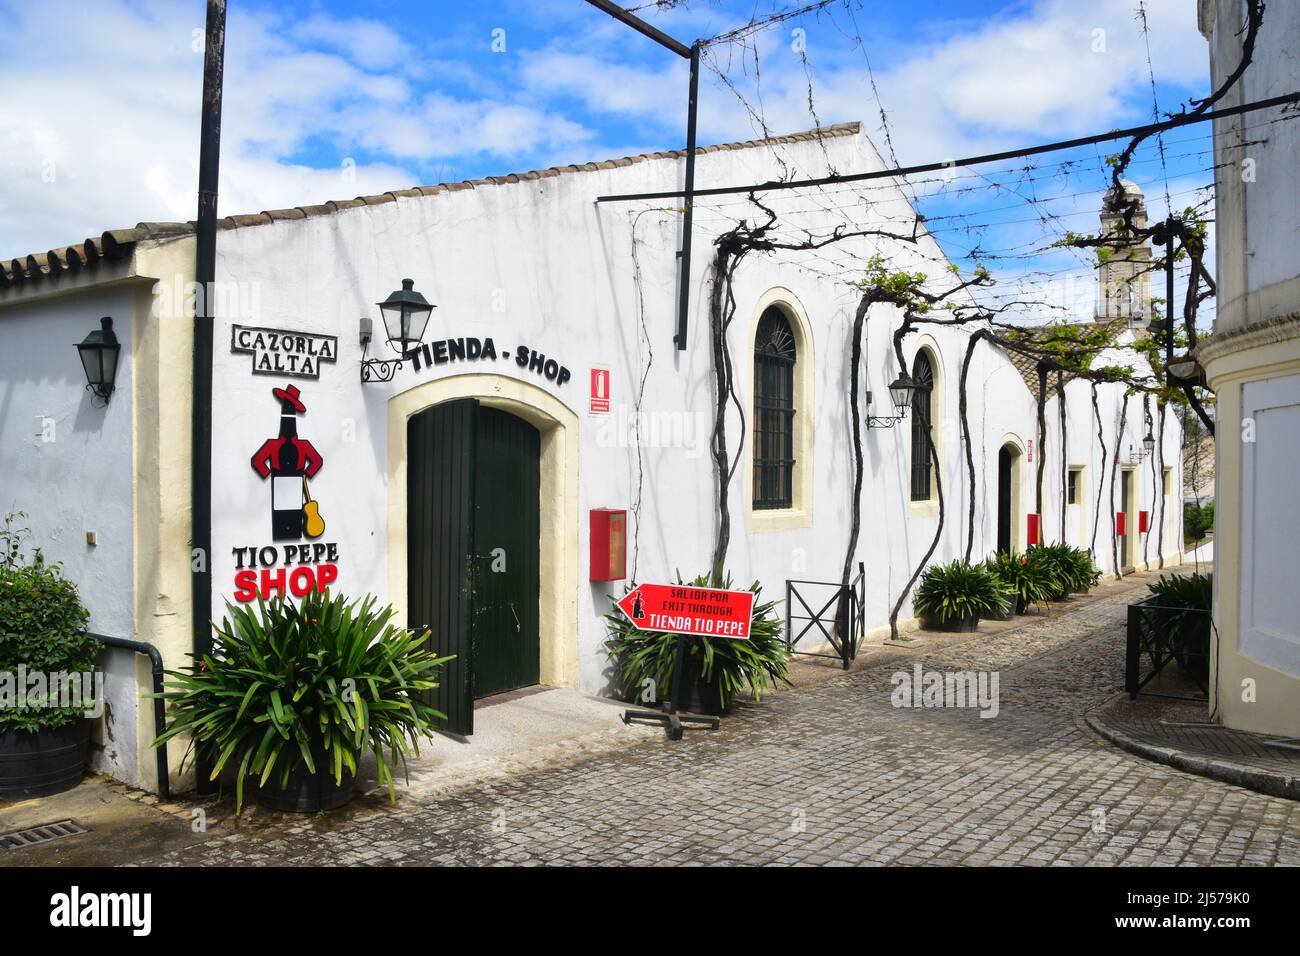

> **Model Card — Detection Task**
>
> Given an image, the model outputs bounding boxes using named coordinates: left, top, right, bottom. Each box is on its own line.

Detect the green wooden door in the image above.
left=470, top=408, right=541, bottom=698
left=407, top=399, right=478, bottom=735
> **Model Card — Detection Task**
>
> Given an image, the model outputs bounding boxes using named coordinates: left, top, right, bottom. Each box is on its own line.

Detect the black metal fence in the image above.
left=785, top=563, right=866, bottom=670
left=1125, top=596, right=1210, bottom=701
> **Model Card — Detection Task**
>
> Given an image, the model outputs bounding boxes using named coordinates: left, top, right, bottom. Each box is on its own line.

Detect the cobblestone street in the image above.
left=119, top=573, right=1300, bottom=867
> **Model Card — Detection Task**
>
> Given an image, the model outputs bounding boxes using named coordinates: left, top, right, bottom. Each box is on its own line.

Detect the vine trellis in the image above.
left=621, top=0, right=1264, bottom=632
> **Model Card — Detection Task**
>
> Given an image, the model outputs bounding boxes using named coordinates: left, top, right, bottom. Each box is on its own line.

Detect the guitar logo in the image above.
left=302, top=476, right=326, bottom=538
left=250, top=384, right=326, bottom=541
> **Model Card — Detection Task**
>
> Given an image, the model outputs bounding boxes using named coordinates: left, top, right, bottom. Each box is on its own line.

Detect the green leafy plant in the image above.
left=914, top=560, right=1008, bottom=624
left=1184, top=501, right=1214, bottom=546
left=603, top=572, right=789, bottom=711
left=155, top=591, right=451, bottom=811
left=1147, top=572, right=1212, bottom=682
left=0, top=515, right=98, bottom=733
left=1029, top=543, right=1098, bottom=596
left=984, top=551, right=1053, bottom=613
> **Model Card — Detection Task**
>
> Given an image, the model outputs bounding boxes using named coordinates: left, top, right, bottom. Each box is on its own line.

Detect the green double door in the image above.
left=407, top=400, right=541, bottom=735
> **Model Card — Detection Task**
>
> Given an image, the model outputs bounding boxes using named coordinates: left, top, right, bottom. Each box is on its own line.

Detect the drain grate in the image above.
left=0, top=819, right=87, bottom=850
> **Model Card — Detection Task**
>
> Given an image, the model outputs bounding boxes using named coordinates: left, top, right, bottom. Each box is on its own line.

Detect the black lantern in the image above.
left=888, top=372, right=916, bottom=413
left=360, top=278, right=436, bottom=384
left=76, top=317, right=120, bottom=404
left=378, top=278, right=434, bottom=353
left=867, top=371, right=917, bottom=429
left=1142, top=430, right=1156, bottom=458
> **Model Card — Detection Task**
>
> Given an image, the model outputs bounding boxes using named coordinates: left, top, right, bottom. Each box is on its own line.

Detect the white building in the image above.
left=1199, top=0, right=1300, bottom=737
left=0, top=121, right=1183, bottom=792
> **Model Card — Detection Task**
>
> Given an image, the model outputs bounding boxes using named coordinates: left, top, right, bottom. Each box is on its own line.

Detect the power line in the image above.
left=596, top=91, right=1300, bottom=202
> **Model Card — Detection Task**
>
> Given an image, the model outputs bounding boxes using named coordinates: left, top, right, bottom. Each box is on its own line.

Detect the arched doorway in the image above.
left=996, top=440, right=1023, bottom=554
left=407, top=400, right=541, bottom=733
left=390, top=374, right=579, bottom=736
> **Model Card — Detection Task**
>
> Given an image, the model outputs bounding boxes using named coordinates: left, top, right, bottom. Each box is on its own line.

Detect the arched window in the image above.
left=753, top=306, right=797, bottom=510
left=910, top=350, right=935, bottom=502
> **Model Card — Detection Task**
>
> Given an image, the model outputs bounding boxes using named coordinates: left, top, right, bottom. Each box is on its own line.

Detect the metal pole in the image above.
left=92, top=634, right=170, bottom=801
left=582, top=0, right=691, bottom=57
left=192, top=0, right=226, bottom=795
left=675, top=41, right=701, bottom=351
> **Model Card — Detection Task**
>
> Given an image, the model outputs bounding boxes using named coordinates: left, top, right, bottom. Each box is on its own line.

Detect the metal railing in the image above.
left=785, top=563, right=866, bottom=670
left=1124, top=597, right=1210, bottom=702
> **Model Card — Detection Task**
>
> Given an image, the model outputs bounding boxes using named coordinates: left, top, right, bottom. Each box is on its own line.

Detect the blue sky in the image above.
left=0, top=0, right=1219, bottom=318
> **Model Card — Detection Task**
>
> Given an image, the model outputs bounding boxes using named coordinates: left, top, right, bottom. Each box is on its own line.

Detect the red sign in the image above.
left=616, top=583, right=755, bottom=639
left=590, top=366, right=610, bottom=414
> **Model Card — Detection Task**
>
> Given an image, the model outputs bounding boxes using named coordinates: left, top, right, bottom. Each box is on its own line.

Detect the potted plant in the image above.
left=155, top=592, right=451, bottom=812
left=1063, top=546, right=1101, bottom=593
left=1146, top=572, right=1212, bottom=684
left=985, top=550, right=1052, bottom=615
left=1024, top=546, right=1076, bottom=598
left=914, top=560, right=1008, bottom=632
left=603, top=572, right=789, bottom=715
left=0, top=512, right=100, bottom=799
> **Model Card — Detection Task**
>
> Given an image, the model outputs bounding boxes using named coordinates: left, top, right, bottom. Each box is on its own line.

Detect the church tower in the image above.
left=1096, top=180, right=1152, bottom=329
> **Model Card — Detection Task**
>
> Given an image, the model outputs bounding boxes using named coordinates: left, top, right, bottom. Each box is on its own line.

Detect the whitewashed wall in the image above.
left=203, top=126, right=1181, bottom=698
left=0, top=284, right=141, bottom=781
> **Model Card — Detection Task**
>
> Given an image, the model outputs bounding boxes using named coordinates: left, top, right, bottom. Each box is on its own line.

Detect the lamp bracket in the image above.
left=359, top=338, right=406, bottom=384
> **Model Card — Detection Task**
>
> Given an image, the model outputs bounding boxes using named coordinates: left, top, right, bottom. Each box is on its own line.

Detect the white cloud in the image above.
left=0, top=0, right=597, bottom=259
left=0, top=0, right=1217, bottom=263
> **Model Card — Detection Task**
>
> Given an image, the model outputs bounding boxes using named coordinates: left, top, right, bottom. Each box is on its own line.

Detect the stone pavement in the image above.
left=107, top=569, right=1299, bottom=866
left=1089, top=706, right=1300, bottom=801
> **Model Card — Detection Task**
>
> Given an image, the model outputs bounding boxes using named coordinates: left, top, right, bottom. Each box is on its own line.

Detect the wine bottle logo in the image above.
left=250, top=384, right=325, bottom=541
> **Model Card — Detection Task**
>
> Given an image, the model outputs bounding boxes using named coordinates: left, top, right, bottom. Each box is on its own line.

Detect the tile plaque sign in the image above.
left=231, top=324, right=338, bottom=379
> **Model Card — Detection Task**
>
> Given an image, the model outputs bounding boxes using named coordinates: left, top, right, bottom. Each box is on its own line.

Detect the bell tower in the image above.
left=1096, top=180, right=1153, bottom=329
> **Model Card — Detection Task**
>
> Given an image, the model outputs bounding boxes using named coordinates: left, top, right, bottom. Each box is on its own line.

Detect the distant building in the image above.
left=1096, top=180, right=1153, bottom=330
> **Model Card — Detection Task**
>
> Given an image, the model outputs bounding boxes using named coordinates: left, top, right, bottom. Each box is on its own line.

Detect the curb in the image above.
left=1085, top=714, right=1300, bottom=802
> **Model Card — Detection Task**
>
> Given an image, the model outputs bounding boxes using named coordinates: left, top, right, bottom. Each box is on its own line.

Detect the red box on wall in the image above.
left=1139, top=510, right=1149, bottom=534
left=1027, top=514, right=1040, bottom=546
left=589, top=509, right=627, bottom=582
left=1116, top=511, right=1127, bottom=536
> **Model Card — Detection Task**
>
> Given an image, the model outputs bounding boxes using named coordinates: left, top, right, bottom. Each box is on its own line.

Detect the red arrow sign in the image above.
left=616, top=583, right=756, bottom=639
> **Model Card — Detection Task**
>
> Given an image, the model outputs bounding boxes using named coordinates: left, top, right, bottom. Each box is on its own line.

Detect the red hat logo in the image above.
left=251, top=384, right=324, bottom=541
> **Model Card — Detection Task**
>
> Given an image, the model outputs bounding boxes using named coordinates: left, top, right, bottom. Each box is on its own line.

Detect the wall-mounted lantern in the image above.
left=866, top=372, right=916, bottom=428
left=76, top=317, right=120, bottom=405
left=1142, top=429, right=1156, bottom=459
left=360, top=278, right=436, bottom=384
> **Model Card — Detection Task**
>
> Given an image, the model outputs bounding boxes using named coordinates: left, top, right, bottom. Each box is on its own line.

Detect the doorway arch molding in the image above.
left=387, top=372, right=580, bottom=689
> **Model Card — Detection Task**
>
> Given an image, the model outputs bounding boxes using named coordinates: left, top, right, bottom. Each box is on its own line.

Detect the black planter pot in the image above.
left=0, top=720, right=90, bottom=800
left=986, top=599, right=1015, bottom=622
left=255, top=742, right=356, bottom=813
left=674, top=651, right=728, bottom=716
left=921, top=613, right=980, bottom=633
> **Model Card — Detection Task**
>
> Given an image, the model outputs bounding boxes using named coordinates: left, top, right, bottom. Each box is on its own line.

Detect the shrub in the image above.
left=985, top=551, right=1053, bottom=612
left=0, top=514, right=98, bottom=733
left=603, top=572, right=789, bottom=711
left=1147, top=572, right=1212, bottom=683
left=155, top=592, right=450, bottom=811
left=914, top=560, right=1008, bottom=623
left=1029, top=543, right=1097, bottom=595
left=1184, top=501, right=1215, bottom=545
